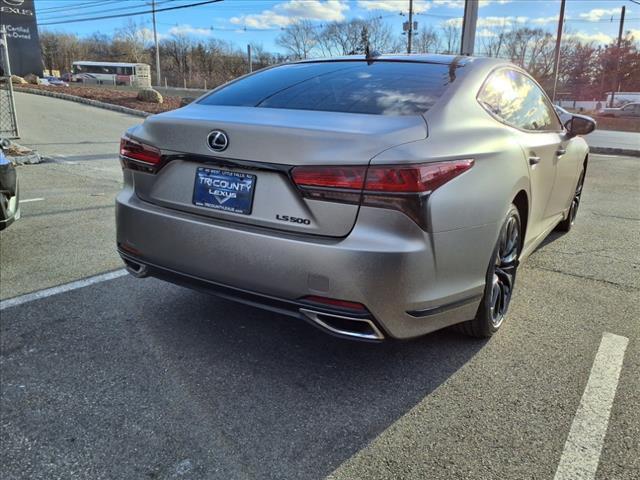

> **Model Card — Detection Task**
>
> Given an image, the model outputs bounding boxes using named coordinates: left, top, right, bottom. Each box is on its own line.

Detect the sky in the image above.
left=33, top=0, right=640, bottom=53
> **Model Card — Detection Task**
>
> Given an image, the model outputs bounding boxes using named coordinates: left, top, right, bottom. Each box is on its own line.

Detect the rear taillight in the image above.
left=291, top=166, right=367, bottom=189
left=120, top=136, right=162, bottom=171
left=291, top=159, right=474, bottom=228
left=365, top=160, right=474, bottom=193
left=291, top=166, right=366, bottom=204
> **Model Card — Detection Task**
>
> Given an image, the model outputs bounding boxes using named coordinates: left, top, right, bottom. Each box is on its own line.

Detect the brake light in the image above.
left=291, top=160, right=473, bottom=193
left=291, top=160, right=474, bottom=228
left=291, top=166, right=366, bottom=189
left=365, top=160, right=474, bottom=193
left=120, top=136, right=162, bottom=165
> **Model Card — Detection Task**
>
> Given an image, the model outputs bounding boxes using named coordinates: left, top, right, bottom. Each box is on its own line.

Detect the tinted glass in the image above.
left=198, top=61, right=455, bottom=115
left=478, top=69, right=561, bottom=131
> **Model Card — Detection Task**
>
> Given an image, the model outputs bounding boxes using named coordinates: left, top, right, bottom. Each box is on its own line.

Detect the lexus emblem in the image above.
left=3, top=0, right=25, bottom=6
left=207, top=130, right=229, bottom=152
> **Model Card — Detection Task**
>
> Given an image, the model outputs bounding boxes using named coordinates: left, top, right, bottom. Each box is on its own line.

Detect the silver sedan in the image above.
left=116, top=54, right=595, bottom=341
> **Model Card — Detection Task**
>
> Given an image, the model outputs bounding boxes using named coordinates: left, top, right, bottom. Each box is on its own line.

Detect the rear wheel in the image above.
left=556, top=169, right=585, bottom=232
left=457, top=204, right=521, bottom=338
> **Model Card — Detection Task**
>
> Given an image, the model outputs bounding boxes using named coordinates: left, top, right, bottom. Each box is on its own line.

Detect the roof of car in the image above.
left=295, top=53, right=505, bottom=67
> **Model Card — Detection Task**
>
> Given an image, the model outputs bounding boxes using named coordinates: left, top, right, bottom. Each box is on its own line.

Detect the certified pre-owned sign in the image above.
left=0, top=0, right=42, bottom=76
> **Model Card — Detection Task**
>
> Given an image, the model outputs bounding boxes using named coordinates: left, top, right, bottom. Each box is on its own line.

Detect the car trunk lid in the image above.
left=130, top=105, right=427, bottom=237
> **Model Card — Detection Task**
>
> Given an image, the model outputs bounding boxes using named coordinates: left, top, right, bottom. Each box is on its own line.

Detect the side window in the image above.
left=478, top=69, right=562, bottom=132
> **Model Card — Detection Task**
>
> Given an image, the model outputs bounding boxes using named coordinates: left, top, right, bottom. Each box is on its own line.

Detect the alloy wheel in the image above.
left=570, top=171, right=585, bottom=225
left=490, top=215, right=520, bottom=328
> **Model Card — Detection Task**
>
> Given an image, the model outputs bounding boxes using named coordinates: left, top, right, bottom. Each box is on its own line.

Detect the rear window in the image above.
left=198, top=61, right=455, bottom=116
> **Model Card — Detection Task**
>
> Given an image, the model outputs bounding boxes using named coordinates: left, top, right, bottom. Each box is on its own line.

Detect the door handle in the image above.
left=556, top=148, right=567, bottom=156
left=528, top=156, right=541, bottom=166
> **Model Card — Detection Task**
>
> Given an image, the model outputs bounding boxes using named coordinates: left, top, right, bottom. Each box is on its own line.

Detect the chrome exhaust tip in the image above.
left=123, top=258, right=148, bottom=278
left=299, top=308, right=385, bottom=341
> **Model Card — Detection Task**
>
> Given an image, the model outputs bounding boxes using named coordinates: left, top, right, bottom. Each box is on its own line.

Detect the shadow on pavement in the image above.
left=1, top=276, right=486, bottom=479
left=535, top=230, right=564, bottom=252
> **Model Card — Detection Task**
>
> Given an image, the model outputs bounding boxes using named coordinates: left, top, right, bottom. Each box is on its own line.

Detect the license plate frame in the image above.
left=192, top=167, right=257, bottom=215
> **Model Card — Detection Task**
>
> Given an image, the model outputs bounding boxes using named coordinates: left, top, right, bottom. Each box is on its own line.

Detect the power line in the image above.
left=39, top=0, right=176, bottom=21
left=38, top=0, right=138, bottom=14
left=39, top=0, right=224, bottom=26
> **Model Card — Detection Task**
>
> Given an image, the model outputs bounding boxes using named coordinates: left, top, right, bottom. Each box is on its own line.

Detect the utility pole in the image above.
left=407, top=0, right=414, bottom=54
left=609, top=5, right=626, bottom=107
left=551, top=0, right=566, bottom=102
left=247, top=44, right=253, bottom=73
left=460, top=0, right=479, bottom=55
left=151, top=0, right=161, bottom=87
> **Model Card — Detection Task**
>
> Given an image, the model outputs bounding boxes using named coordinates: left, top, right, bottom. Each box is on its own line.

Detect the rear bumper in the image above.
left=119, top=250, right=387, bottom=341
left=116, top=188, right=492, bottom=339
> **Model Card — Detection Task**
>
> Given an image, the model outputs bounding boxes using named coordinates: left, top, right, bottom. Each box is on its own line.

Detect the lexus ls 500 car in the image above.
left=116, top=54, right=595, bottom=341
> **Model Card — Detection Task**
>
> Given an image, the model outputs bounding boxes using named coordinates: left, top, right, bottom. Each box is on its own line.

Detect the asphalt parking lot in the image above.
left=1, top=93, right=638, bottom=479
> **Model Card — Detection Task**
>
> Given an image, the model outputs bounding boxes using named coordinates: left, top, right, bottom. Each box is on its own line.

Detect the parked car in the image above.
left=0, top=139, right=20, bottom=231
left=116, top=54, right=595, bottom=342
left=599, top=102, right=640, bottom=118
left=43, top=76, right=69, bottom=87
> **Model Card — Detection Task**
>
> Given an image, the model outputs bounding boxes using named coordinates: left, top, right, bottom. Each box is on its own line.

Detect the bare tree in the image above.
left=40, top=31, right=86, bottom=73
left=276, top=21, right=318, bottom=59
left=318, top=20, right=363, bottom=56
left=412, top=26, right=441, bottom=54
left=440, top=23, right=461, bottom=54
left=478, top=19, right=510, bottom=58
left=316, top=17, right=394, bottom=56
left=114, top=19, right=151, bottom=63
left=161, top=33, right=193, bottom=84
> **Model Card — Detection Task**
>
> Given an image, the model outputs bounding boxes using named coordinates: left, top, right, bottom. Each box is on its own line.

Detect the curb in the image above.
left=8, top=152, right=43, bottom=165
left=14, top=87, right=151, bottom=118
left=3, top=140, right=44, bottom=165
left=590, top=146, right=640, bottom=158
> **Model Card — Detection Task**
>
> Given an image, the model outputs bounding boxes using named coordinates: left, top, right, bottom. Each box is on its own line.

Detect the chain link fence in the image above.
left=0, top=28, right=19, bottom=139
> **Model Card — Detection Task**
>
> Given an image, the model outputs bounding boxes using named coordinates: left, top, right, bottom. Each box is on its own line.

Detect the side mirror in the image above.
left=180, top=97, right=195, bottom=107
left=565, top=114, right=596, bottom=137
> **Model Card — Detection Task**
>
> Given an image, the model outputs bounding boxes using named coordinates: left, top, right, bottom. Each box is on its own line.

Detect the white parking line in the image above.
left=0, top=269, right=128, bottom=311
left=20, top=198, right=45, bottom=203
left=554, top=332, right=629, bottom=480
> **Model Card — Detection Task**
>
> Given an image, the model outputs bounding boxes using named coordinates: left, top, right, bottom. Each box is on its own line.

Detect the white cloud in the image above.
left=531, top=15, right=559, bottom=25
left=444, top=15, right=528, bottom=28
left=433, top=0, right=511, bottom=8
left=442, top=17, right=463, bottom=27
left=356, top=0, right=510, bottom=12
left=357, top=0, right=431, bottom=13
left=578, top=8, right=620, bottom=22
left=566, top=31, right=613, bottom=45
left=167, top=24, right=213, bottom=37
left=231, top=11, right=293, bottom=29
left=135, top=27, right=157, bottom=41
left=477, top=28, right=497, bottom=38
left=629, top=29, right=640, bottom=40
left=231, top=0, right=349, bottom=29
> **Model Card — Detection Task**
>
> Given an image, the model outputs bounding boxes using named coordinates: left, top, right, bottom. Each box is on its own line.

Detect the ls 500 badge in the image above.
left=276, top=214, right=311, bottom=225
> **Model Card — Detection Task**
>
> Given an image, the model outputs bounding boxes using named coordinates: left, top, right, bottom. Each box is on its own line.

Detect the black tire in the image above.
left=556, top=168, right=585, bottom=233
left=457, top=204, right=521, bottom=338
